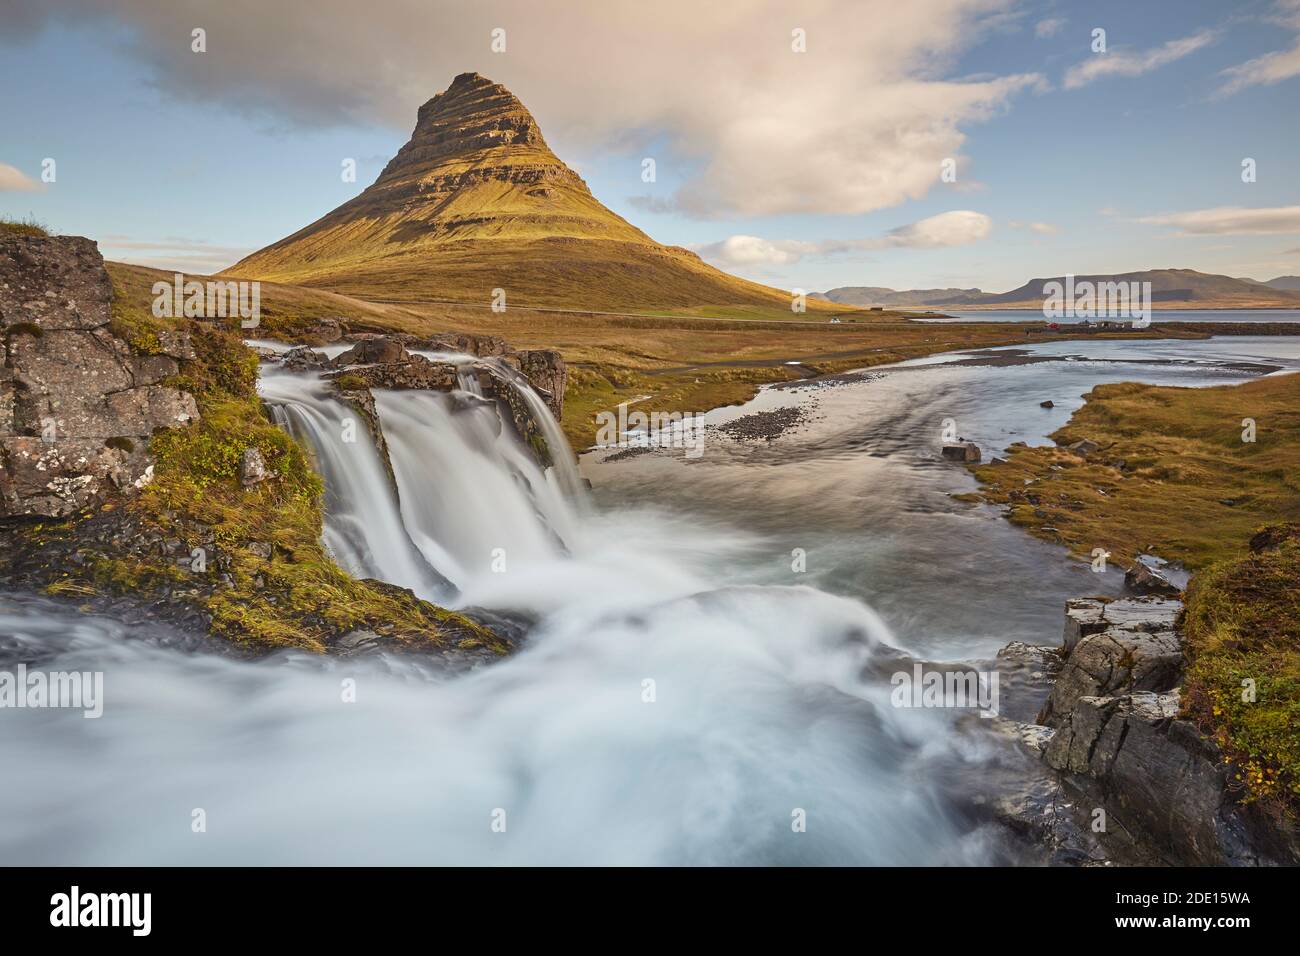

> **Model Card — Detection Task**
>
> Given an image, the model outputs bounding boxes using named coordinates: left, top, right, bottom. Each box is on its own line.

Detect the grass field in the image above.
left=104, top=261, right=1230, bottom=449
left=970, top=373, right=1300, bottom=569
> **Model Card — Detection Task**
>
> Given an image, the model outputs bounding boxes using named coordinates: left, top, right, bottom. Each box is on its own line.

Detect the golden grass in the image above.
left=970, top=373, right=1300, bottom=569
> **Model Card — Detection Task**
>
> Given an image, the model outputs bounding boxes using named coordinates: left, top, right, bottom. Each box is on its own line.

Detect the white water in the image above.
left=2, top=351, right=1010, bottom=865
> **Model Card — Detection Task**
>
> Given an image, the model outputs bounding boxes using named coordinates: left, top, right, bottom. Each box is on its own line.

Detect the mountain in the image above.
left=1264, top=276, right=1300, bottom=291
left=815, top=286, right=984, bottom=308
left=227, top=72, right=804, bottom=313
left=820, top=269, right=1300, bottom=310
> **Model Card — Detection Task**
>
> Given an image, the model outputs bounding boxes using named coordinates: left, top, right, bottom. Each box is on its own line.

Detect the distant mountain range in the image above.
left=816, top=269, right=1300, bottom=310
left=228, top=72, right=808, bottom=313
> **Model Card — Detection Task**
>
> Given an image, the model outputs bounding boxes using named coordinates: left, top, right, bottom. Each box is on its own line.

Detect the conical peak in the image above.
left=378, top=72, right=555, bottom=183
left=415, top=72, right=542, bottom=148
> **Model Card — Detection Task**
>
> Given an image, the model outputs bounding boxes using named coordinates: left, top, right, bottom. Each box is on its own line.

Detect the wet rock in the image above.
left=1040, top=400, right=1054, bottom=408
left=1124, top=553, right=1187, bottom=595
left=510, top=349, right=566, bottom=419
left=331, top=336, right=409, bottom=366
left=329, top=352, right=459, bottom=390
left=281, top=346, right=329, bottom=370
left=941, top=442, right=981, bottom=462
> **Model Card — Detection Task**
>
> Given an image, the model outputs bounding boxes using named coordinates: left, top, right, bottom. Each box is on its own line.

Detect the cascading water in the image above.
left=258, top=365, right=452, bottom=601
left=260, top=352, right=586, bottom=594
left=5, top=339, right=1116, bottom=865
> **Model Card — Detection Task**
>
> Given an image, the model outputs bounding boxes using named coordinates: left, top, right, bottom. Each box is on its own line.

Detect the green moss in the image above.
left=3, top=321, right=44, bottom=339
left=331, top=372, right=367, bottom=391
left=81, top=262, right=498, bottom=654
left=104, top=436, right=136, bottom=453
left=1181, top=525, right=1300, bottom=811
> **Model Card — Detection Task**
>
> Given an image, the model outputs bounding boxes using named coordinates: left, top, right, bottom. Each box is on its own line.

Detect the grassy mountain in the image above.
left=822, top=269, right=1300, bottom=310
left=227, top=72, right=811, bottom=314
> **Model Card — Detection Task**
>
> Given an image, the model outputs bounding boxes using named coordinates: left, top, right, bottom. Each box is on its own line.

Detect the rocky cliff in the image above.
left=0, top=235, right=198, bottom=518
left=1001, top=592, right=1299, bottom=865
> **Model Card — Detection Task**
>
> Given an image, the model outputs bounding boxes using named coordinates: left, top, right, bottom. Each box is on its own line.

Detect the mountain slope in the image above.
left=821, top=269, right=1300, bottom=310
left=227, top=72, right=806, bottom=313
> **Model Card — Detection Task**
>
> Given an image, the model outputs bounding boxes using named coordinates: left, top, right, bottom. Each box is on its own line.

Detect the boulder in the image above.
left=1039, top=400, right=1054, bottom=408
left=331, top=336, right=409, bottom=366
left=280, top=346, right=329, bottom=370
left=941, top=442, right=981, bottom=462
left=1125, top=554, right=1188, bottom=595
left=1066, top=438, right=1100, bottom=457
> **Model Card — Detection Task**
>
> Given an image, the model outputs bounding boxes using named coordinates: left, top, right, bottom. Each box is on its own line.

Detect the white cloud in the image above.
left=97, top=235, right=254, bottom=274
left=694, top=236, right=818, bottom=267
left=697, top=211, right=992, bottom=266
left=1008, top=220, right=1058, bottom=234
left=4, top=0, right=1040, bottom=219
left=1217, top=37, right=1300, bottom=96
left=1063, top=31, right=1215, bottom=89
left=0, top=162, right=42, bottom=192
left=879, top=210, right=993, bottom=247
left=1035, top=17, right=1066, bottom=39
left=1135, top=205, right=1300, bottom=235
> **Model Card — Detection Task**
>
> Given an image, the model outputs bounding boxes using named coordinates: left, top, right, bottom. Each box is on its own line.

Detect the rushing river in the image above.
left=1, top=335, right=1296, bottom=865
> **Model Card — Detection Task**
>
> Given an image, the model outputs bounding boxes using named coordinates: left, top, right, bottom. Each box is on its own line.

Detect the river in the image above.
left=1, top=335, right=1296, bottom=864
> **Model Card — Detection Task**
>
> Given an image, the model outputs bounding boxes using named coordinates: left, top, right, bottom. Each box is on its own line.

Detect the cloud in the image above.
left=1008, top=220, right=1058, bottom=234
left=1035, top=18, right=1066, bottom=39
left=1217, top=37, right=1300, bottom=96
left=1063, top=31, right=1215, bottom=89
left=879, top=210, right=992, bottom=247
left=1135, top=205, right=1300, bottom=235
left=4, top=0, right=1040, bottom=219
left=696, top=211, right=992, bottom=266
left=0, top=162, right=42, bottom=192
left=97, top=235, right=254, bottom=274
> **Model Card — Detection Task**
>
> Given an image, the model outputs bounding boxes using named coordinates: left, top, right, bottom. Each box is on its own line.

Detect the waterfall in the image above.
left=259, top=367, right=451, bottom=600
left=259, top=354, right=586, bottom=594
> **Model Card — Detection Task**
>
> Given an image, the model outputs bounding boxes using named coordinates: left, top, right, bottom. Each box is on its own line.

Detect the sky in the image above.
left=2, top=0, right=1299, bottom=294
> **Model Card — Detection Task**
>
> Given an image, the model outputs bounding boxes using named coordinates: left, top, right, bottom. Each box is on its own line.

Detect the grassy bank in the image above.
left=971, top=373, right=1300, bottom=809
left=1182, top=525, right=1300, bottom=807
left=970, top=373, right=1300, bottom=568
left=46, top=265, right=505, bottom=654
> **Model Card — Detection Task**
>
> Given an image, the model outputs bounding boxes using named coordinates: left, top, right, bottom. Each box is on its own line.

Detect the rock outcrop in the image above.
left=322, top=336, right=560, bottom=468
left=1002, top=593, right=1298, bottom=865
left=1039, top=596, right=1183, bottom=725
left=0, top=236, right=198, bottom=518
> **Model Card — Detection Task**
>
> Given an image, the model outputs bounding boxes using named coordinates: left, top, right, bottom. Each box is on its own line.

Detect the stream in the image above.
left=1, top=335, right=1296, bottom=864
